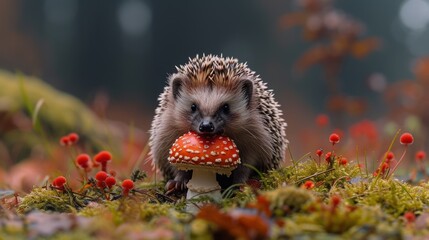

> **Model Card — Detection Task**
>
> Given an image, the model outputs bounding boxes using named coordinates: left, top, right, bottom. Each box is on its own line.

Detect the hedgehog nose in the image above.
left=199, top=121, right=215, bottom=133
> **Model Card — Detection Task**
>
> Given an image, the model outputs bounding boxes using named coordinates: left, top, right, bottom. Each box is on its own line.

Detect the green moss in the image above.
left=262, top=156, right=360, bottom=193
left=17, top=188, right=76, bottom=213
left=343, top=178, right=429, bottom=217
left=263, top=186, right=315, bottom=215
left=79, top=199, right=175, bottom=225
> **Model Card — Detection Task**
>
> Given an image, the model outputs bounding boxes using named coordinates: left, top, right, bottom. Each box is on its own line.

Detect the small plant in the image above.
left=121, top=179, right=134, bottom=197
left=94, top=150, right=112, bottom=172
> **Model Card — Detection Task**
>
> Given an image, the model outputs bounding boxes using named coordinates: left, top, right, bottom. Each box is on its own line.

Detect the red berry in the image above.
left=329, top=133, right=340, bottom=145
left=60, top=136, right=70, bottom=146
left=303, top=180, right=315, bottom=190
left=315, top=114, right=329, bottom=127
left=416, top=150, right=426, bottom=161
left=53, top=176, right=67, bottom=189
left=105, top=177, right=116, bottom=188
left=325, top=152, right=332, bottom=163
left=68, top=133, right=79, bottom=144
left=76, top=154, right=91, bottom=169
left=381, top=162, right=389, bottom=172
left=94, top=151, right=112, bottom=163
left=315, top=149, right=323, bottom=157
left=122, top=179, right=134, bottom=190
left=339, top=157, right=348, bottom=165
left=386, top=152, right=394, bottom=162
left=95, top=171, right=108, bottom=182
left=404, top=212, right=416, bottom=223
left=400, top=133, right=414, bottom=146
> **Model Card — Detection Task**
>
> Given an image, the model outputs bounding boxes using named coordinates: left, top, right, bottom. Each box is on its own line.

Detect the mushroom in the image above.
left=121, top=179, right=134, bottom=197
left=168, top=131, right=240, bottom=211
left=94, top=150, right=112, bottom=172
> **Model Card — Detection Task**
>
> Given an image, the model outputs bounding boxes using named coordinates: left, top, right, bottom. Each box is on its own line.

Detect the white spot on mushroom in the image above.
left=222, top=141, right=227, bottom=144
left=205, top=154, right=209, bottom=158
left=210, top=151, right=217, bottom=156
left=219, top=136, right=223, bottom=139
left=221, top=151, right=226, bottom=155
left=204, top=145, right=209, bottom=149
left=194, top=150, right=200, bottom=154
left=216, top=146, right=220, bottom=149
left=175, top=152, right=179, bottom=157
left=215, top=158, right=222, bottom=163
left=201, top=157, right=205, bottom=160
left=229, top=146, right=233, bottom=149
left=238, top=158, right=241, bottom=164
left=179, top=155, right=183, bottom=159
left=169, top=150, right=172, bottom=154
left=206, top=162, right=212, bottom=165
left=184, top=156, right=190, bottom=160
left=232, top=154, right=237, bottom=158
left=192, top=157, right=199, bottom=161
left=224, top=147, right=229, bottom=151
left=186, top=149, right=194, bottom=153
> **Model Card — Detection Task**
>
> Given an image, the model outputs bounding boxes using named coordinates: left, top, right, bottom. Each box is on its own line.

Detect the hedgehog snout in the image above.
left=199, top=120, right=215, bottom=133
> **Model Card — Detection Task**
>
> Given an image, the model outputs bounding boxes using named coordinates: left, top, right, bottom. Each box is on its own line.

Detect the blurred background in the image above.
left=3, top=0, right=427, bottom=124
left=2, top=0, right=429, bottom=190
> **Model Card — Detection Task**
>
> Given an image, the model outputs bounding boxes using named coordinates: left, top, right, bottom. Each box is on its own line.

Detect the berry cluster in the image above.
left=52, top=133, right=136, bottom=200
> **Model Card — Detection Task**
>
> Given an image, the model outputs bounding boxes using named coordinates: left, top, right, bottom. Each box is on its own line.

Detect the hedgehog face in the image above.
left=169, top=74, right=254, bottom=136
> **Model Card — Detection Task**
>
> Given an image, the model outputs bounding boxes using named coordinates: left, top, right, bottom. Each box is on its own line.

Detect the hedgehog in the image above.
left=149, top=54, right=287, bottom=193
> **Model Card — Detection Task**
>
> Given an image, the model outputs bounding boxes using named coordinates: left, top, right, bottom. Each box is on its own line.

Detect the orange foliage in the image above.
left=196, top=205, right=269, bottom=240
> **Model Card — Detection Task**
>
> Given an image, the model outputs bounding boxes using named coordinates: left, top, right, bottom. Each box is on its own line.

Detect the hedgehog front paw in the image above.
left=165, top=170, right=191, bottom=195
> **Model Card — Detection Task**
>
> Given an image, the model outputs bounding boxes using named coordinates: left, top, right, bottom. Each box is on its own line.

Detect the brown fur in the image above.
left=149, top=55, right=287, bottom=188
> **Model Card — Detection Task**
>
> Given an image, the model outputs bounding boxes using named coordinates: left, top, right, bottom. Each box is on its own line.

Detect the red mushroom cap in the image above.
left=168, top=131, right=241, bottom=175
left=105, top=177, right=116, bottom=188
left=386, top=152, right=394, bottom=161
left=60, top=136, right=70, bottom=146
left=68, top=133, right=79, bottom=144
left=400, top=133, right=414, bottom=146
left=94, top=151, right=112, bottom=164
left=95, top=171, right=108, bottom=182
left=122, top=179, right=134, bottom=190
left=76, top=154, right=91, bottom=168
left=53, top=176, right=67, bottom=187
left=416, top=150, right=426, bottom=161
left=329, top=133, right=340, bottom=145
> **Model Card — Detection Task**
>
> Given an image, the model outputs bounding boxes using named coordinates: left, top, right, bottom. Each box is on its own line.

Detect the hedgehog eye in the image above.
left=222, top=104, right=230, bottom=114
left=191, top=103, right=197, bottom=112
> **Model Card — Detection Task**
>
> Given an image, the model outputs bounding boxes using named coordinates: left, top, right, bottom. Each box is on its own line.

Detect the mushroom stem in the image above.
left=186, top=169, right=221, bottom=213
left=101, top=162, right=107, bottom=172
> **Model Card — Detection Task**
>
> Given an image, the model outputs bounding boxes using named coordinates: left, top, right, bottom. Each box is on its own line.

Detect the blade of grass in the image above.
left=32, top=99, right=44, bottom=130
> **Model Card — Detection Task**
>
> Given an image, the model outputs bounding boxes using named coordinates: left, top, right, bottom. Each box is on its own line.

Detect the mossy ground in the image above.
left=2, top=154, right=429, bottom=240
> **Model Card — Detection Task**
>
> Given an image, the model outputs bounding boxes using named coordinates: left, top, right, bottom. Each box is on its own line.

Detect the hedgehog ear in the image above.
left=241, top=79, right=253, bottom=107
left=170, top=75, right=184, bottom=100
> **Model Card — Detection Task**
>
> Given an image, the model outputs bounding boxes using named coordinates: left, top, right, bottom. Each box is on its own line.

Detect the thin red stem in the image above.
left=388, top=146, right=408, bottom=178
